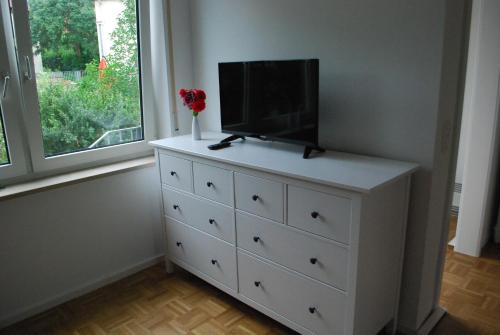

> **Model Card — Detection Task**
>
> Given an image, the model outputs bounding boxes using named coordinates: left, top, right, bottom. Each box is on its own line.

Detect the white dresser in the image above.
left=150, top=133, right=418, bottom=335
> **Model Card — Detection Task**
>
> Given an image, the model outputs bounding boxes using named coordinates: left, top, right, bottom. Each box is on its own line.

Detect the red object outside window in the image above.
left=98, top=58, right=108, bottom=79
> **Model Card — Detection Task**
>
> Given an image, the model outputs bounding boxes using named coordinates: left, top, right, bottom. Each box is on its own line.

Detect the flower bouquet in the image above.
left=179, top=88, right=206, bottom=140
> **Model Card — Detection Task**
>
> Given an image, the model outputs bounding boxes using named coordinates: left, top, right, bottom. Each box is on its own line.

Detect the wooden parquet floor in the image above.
left=0, top=265, right=296, bottom=335
left=433, top=242, right=500, bottom=335
left=1, top=218, right=499, bottom=335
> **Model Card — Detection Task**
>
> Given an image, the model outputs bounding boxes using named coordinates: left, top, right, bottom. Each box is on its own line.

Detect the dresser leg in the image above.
left=165, top=258, right=175, bottom=274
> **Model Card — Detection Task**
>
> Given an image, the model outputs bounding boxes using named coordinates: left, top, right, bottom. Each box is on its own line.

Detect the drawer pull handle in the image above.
left=176, top=241, right=182, bottom=247
left=254, top=281, right=261, bottom=287
left=206, top=181, right=213, bottom=187
left=309, top=307, right=317, bottom=314
left=311, top=211, right=319, bottom=219
left=173, top=204, right=179, bottom=210
left=253, top=236, right=261, bottom=243
left=170, top=171, right=176, bottom=176
left=211, top=259, right=218, bottom=265
left=209, top=218, right=216, bottom=225
left=252, top=195, right=259, bottom=201
left=310, top=258, right=318, bottom=265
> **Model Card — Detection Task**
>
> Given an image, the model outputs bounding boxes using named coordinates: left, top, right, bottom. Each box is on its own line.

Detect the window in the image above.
left=26, top=0, right=144, bottom=157
left=0, top=0, right=154, bottom=182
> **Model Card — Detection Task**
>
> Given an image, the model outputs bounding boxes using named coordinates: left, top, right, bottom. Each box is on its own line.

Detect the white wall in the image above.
left=455, top=134, right=467, bottom=185
left=455, top=0, right=500, bottom=256
left=453, top=136, right=464, bottom=210
left=192, top=0, right=443, bottom=163
left=185, top=0, right=466, bottom=331
left=94, top=0, right=125, bottom=59
left=0, top=166, right=164, bottom=327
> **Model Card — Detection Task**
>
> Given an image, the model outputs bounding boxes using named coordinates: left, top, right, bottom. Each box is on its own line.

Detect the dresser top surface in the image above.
left=150, top=132, right=418, bottom=193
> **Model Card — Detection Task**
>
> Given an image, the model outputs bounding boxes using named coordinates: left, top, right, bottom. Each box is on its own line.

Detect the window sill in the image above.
left=0, top=156, right=155, bottom=201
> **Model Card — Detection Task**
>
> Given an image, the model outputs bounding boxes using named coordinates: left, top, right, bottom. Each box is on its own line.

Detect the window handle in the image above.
left=2, top=75, right=10, bottom=99
left=24, top=56, right=33, bottom=80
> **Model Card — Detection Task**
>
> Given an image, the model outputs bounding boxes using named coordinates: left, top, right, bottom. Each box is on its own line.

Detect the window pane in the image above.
left=0, top=108, right=9, bottom=165
left=27, top=0, right=143, bottom=157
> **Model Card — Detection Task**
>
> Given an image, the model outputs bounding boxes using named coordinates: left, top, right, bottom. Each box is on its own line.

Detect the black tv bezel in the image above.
left=218, top=59, right=320, bottom=148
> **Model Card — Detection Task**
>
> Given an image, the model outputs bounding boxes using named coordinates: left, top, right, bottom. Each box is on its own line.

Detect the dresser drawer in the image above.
left=159, top=154, right=193, bottom=192
left=236, top=211, right=348, bottom=290
left=193, top=162, right=233, bottom=205
left=288, top=185, right=352, bottom=244
left=166, top=218, right=237, bottom=290
left=238, top=251, right=346, bottom=335
left=234, top=172, right=284, bottom=222
left=162, top=187, right=234, bottom=243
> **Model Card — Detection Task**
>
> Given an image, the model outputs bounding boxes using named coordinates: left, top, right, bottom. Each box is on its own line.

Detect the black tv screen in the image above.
left=219, top=59, right=319, bottom=146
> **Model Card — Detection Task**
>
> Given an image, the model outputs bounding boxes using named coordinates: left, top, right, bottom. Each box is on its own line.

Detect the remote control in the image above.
left=208, top=142, right=231, bottom=150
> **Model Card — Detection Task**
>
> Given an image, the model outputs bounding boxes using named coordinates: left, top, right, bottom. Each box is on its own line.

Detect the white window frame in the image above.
left=3, top=0, right=155, bottom=177
left=0, top=0, right=29, bottom=180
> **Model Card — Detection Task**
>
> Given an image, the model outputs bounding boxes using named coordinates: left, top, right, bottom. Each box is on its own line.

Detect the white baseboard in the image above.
left=398, top=306, right=446, bottom=335
left=0, top=254, right=164, bottom=329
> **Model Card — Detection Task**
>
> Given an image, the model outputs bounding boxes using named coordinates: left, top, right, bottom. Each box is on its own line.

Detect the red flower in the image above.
left=191, top=100, right=206, bottom=113
left=183, top=91, right=195, bottom=106
left=194, top=89, right=206, bottom=100
left=179, top=88, right=206, bottom=115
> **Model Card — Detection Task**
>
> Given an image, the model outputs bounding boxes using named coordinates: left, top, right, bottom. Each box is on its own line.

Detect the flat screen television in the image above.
left=218, top=59, right=323, bottom=158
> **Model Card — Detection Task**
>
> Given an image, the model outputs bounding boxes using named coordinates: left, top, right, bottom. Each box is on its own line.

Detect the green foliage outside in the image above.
left=32, top=0, right=141, bottom=156
left=0, top=118, right=8, bottom=165
left=108, top=0, right=139, bottom=77
left=29, top=0, right=99, bottom=71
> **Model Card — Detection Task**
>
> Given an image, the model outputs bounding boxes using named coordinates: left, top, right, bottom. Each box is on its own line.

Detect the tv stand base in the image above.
left=303, top=145, right=325, bottom=159
left=214, top=134, right=325, bottom=159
